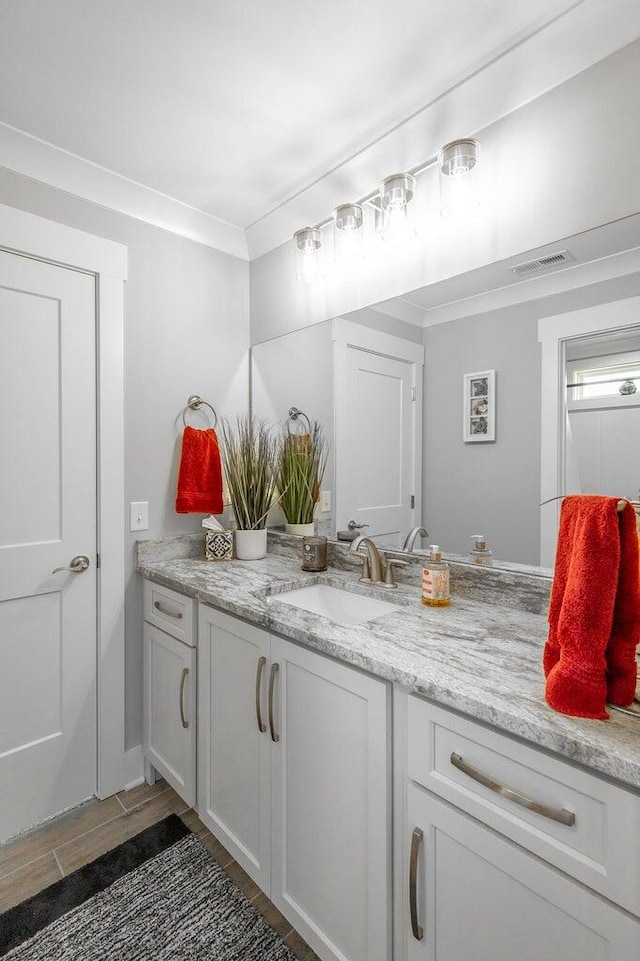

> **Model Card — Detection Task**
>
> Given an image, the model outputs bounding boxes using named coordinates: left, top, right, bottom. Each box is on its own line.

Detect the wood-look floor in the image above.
left=0, top=781, right=319, bottom=961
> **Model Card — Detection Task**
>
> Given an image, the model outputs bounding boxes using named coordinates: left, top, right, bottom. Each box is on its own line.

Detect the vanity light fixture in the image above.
left=379, top=173, right=417, bottom=246
left=294, top=227, right=322, bottom=283
left=333, top=203, right=364, bottom=263
left=292, top=137, right=482, bottom=280
left=438, top=138, right=481, bottom=218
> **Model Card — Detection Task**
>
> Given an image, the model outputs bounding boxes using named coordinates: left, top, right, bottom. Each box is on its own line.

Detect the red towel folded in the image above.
left=175, top=426, right=223, bottom=514
left=543, top=495, right=640, bottom=719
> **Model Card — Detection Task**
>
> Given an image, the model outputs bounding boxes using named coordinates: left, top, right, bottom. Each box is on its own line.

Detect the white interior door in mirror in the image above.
left=0, top=250, right=97, bottom=841
left=335, top=320, right=423, bottom=545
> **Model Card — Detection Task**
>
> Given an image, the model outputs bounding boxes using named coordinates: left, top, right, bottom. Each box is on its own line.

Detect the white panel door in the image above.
left=197, top=606, right=271, bottom=892
left=407, top=786, right=639, bottom=961
left=0, top=250, right=97, bottom=840
left=143, top=624, right=196, bottom=807
left=339, top=346, right=416, bottom=545
left=271, top=635, right=391, bottom=961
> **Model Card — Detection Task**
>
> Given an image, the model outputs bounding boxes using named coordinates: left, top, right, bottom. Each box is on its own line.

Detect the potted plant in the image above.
left=220, top=415, right=280, bottom=559
left=278, top=420, right=328, bottom=535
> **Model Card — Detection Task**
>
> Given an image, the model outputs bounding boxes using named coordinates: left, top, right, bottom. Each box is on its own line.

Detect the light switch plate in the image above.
left=130, top=501, right=149, bottom=532
left=320, top=490, right=331, bottom=512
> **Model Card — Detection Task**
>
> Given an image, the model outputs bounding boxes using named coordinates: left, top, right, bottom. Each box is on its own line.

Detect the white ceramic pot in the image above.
left=284, top=522, right=315, bottom=536
left=234, top=528, right=268, bottom=560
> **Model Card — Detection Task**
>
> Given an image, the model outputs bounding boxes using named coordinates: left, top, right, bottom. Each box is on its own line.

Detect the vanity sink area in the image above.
left=266, top=582, right=399, bottom=625
left=138, top=532, right=640, bottom=961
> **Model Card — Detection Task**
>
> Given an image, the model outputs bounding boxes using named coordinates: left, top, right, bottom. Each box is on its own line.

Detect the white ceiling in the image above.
left=0, top=1, right=587, bottom=225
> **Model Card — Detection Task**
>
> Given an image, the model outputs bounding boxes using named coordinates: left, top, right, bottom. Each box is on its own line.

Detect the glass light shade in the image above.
left=333, top=203, right=364, bottom=262
left=438, top=139, right=481, bottom=219
left=294, top=227, right=322, bottom=283
left=379, top=173, right=417, bottom=246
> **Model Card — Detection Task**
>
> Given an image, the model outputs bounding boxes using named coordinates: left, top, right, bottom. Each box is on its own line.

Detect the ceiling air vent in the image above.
left=510, top=249, right=575, bottom=277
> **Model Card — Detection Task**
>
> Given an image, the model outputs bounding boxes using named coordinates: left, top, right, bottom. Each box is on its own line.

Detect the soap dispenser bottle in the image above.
left=469, top=534, right=493, bottom=566
left=422, top=545, right=450, bottom=607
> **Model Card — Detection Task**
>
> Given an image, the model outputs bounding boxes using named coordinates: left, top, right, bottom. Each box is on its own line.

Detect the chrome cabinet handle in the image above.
left=153, top=600, right=183, bottom=619
left=450, top=753, right=576, bottom=826
left=268, top=662, right=280, bottom=743
left=409, top=827, right=424, bottom=941
left=255, top=656, right=267, bottom=733
left=179, top=668, right=189, bottom=729
left=51, top=554, right=90, bottom=575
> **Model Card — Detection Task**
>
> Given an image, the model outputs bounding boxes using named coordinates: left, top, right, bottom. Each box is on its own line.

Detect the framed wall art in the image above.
left=463, top=369, right=495, bottom=442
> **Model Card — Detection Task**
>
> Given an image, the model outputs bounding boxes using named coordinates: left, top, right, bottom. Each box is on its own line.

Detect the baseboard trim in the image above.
left=123, top=745, right=145, bottom=791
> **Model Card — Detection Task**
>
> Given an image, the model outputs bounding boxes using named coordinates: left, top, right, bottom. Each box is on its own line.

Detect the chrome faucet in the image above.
left=402, top=526, right=429, bottom=552
left=350, top=535, right=385, bottom=584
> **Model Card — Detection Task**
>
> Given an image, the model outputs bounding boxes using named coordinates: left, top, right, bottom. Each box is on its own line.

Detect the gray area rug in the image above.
left=3, top=826, right=296, bottom=960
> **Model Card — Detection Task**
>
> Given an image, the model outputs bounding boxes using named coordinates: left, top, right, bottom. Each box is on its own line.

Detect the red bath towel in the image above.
left=175, top=426, right=223, bottom=514
left=543, top=496, right=640, bottom=719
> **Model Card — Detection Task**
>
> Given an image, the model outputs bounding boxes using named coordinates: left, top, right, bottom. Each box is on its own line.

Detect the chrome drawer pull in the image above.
left=154, top=600, right=183, bottom=619
left=255, top=656, right=267, bottom=733
left=268, top=662, right=280, bottom=743
left=409, top=827, right=424, bottom=941
left=179, top=668, right=189, bottom=729
left=450, top=752, right=575, bottom=827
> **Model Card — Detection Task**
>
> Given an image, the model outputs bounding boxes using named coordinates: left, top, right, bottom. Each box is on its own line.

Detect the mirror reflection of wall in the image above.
left=251, top=218, right=640, bottom=571
left=250, top=320, right=335, bottom=535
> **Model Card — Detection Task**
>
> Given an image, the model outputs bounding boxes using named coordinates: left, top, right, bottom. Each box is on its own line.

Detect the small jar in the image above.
left=302, top=536, right=328, bottom=572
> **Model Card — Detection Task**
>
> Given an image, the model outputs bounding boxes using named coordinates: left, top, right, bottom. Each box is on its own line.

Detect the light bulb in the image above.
left=294, top=227, right=322, bottom=283
left=379, top=174, right=417, bottom=246
left=439, top=139, right=481, bottom=219
left=333, top=203, right=364, bottom=263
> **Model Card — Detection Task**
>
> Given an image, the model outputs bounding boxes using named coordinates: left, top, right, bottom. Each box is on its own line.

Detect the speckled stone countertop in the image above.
left=137, top=543, right=640, bottom=793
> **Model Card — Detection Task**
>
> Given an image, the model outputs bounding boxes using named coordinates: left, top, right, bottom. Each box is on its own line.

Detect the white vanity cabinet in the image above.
left=143, top=581, right=197, bottom=806
left=402, top=696, right=640, bottom=961
left=198, top=605, right=391, bottom=961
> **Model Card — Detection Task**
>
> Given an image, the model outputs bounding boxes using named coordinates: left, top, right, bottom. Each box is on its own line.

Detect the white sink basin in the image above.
left=268, top=584, right=397, bottom=626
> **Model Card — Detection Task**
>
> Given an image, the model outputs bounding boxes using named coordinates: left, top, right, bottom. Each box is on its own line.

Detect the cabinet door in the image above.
left=143, top=623, right=196, bottom=806
left=197, top=606, right=271, bottom=891
left=406, top=785, right=639, bottom=961
left=271, top=636, right=391, bottom=961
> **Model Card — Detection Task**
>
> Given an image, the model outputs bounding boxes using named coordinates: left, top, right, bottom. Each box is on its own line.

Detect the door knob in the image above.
left=51, top=555, right=90, bottom=575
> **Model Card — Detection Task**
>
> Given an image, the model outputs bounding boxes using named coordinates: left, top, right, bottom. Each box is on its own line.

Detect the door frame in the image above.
left=332, top=317, right=424, bottom=535
left=0, top=202, right=127, bottom=798
left=538, top=294, right=640, bottom=567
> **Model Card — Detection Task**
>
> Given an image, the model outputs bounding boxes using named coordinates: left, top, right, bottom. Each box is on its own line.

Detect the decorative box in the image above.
left=205, top=529, right=234, bottom=561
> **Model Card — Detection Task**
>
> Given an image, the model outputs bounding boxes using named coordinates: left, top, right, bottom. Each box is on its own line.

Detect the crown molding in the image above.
left=0, top=121, right=248, bottom=261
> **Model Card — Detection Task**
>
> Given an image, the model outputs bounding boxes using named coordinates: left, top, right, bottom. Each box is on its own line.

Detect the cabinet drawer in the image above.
left=144, top=580, right=195, bottom=645
left=408, top=695, right=640, bottom=916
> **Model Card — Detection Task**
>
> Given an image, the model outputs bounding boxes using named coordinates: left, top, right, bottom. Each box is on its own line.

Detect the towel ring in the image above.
left=182, top=394, right=218, bottom=428
left=287, top=406, right=311, bottom=435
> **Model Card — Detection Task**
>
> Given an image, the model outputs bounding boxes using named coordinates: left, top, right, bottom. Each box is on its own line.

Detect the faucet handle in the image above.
left=383, top=558, right=409, bottom=589
left=357, top=553, right=372, bottom=582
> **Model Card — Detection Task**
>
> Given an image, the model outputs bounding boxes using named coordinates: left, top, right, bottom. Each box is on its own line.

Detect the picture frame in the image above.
left=463, top=369, right=495, bottom=442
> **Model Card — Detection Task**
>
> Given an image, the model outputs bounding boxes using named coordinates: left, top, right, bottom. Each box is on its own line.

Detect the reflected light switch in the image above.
left=320, top=490, right=331, bottom=512
left=130, top=501, right=149, bottom=532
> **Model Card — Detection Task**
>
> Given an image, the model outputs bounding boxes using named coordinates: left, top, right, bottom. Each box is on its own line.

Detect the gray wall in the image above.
left=0, top=168, right=250, bottom=750
left=423, top=307, right=541, bottom=565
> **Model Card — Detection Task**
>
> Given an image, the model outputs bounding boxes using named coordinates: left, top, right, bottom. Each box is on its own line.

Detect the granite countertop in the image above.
left=137, top=549, right=640, bottom=793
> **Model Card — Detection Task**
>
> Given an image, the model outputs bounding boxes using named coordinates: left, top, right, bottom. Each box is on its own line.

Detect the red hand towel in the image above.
left=175, top=426, right=223, bottom=514
left=543, top=496, right=640, bottom=719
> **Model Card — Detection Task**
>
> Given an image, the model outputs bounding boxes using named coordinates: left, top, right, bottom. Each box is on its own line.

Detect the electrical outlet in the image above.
left=320, top=490, right=331, bottom=512
left=129, top=501, right=149, bottom=532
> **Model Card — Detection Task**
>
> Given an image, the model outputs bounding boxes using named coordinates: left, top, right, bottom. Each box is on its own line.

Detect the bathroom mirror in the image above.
left=251, top=213, right=640, bottom=571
